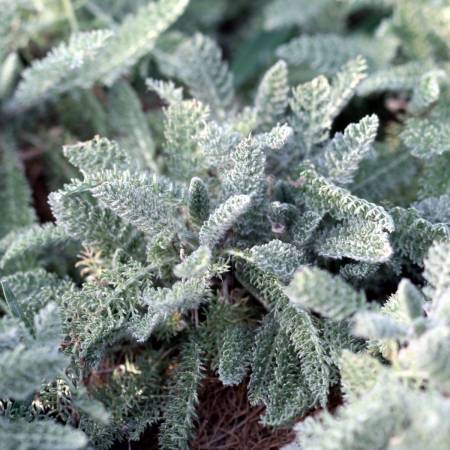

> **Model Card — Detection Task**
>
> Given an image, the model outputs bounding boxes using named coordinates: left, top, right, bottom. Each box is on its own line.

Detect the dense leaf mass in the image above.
left=0, top=0, right=449, bottom=449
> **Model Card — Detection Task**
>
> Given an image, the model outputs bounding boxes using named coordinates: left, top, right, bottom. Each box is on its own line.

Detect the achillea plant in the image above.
left=0, top=1, right=449, bottom=449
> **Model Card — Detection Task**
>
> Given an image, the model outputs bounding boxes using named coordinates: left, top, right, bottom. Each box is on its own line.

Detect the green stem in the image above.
left=85, top=1, right=118, bottom=28
left=62, top=0, right=79, bottom=32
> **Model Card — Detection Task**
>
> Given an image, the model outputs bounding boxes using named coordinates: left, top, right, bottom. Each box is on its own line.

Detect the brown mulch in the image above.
left=116, top=373, right=298, bottom=450
left=127, top=374, right=297, bottom=450
left=189, top=375, right=295, bottom=450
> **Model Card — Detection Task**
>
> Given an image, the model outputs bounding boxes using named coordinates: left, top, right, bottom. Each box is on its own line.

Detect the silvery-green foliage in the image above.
left=290, top=75, right=332, bottom=151
left=0, top=269, right=71, bottom=323
left=424, top=242, right=450, bottom=316
left=132, top=277, right=211, bottom=342
left=254, top=60, right=289, bottom=128
left=289, top=57, right=367, bottom=153
left=232, top=256, right=335, bottom=408
left=0, top=224, right=71, bottom=273
left=248, top=315, right=316, bottom=426
left=0, top=132, right=36, bottom=239
left=275, top=302, right=333, bottom=407
left=285, top=242, right=450, bottom=450
left=49, top=190, right=145, bottom=258
left=391, top=206, right=450, bottom=266
left=353, top=311, right=409, bottom=340
left=0, top=418, right=87, bottom=450
left=146, top=78, right=183, bottom=105
left=298, top=164, right=394, bottom=232
left=0, top=1, right=27, bottom=62
left=5, top=31, right=113, bottom=113
left=162, top=33, right=235, bottom=118
left=339, top=262, right=380, bottom=284
left=0, top=299, right=90, bottom=448
left=0, top=303, right=66, bottom=400
left=2, top=0, right=450, bottom=447
left=328, top=56, right=368, bottom=120
left=222, top=136, right=267, bottom=200
left=408, top=71, right=443, bottom=113
left=289, top=380, right=409, bottom=450
left=315, top=219, right=392, bottom=263
left=5, top=0, right=190, bottom=113
left=159, top=336, right=205, bottom=450
left=277, top=34, right=397, bottom=76
left=413, top=195, right=450, bottom=224
left=382, top=279, right=425, bottom=325
left=90, top=0, right=189, bottom=86
left=339, top=350, right=384, bottom=402
left=108, top=81, right=155, bottom=169
left=218, top=325, right=253, bottom=386
left=319, top=114, right=379, bottom=186
left=63, top=136, right=129, bottom=175
left=174, top=246, right=211, bottom=279
left=263, top=0, right=346, bottom=33
left=188, top=177, right=210, bottom=225
left=285, top=267, right=366, bottom=320
left=199, top=195, right=252, bottom=247
left=162, top=98, right=209, bottom=181
left=91, top=171, right=186, bottom=236
left=401, top=115, right=450, bottom=159
left=249, top=240, right=305, bottom=282
left=357, top=63, right=436, bottom=97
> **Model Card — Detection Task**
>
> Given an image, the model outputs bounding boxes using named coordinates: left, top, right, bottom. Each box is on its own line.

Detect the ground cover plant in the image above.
left=0, top=0, right=449, bottom=449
